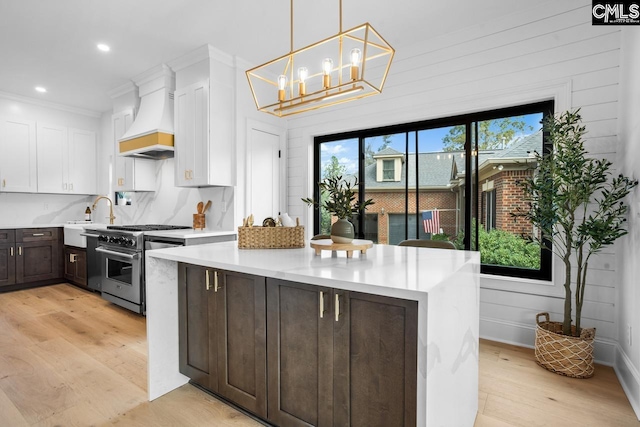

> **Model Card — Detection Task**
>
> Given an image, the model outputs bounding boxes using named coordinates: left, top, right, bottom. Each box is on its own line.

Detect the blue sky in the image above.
left=320, top=113, right=543, bottom=176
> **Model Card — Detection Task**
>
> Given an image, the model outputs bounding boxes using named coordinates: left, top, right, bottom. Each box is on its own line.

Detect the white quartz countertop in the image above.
left=146, top=241, right=479, bottom=300
left=143, top=229, right=236, bottom=239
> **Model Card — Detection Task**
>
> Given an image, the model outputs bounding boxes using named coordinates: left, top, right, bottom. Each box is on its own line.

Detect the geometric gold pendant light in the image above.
left=245, top=0, right=394, bottom=117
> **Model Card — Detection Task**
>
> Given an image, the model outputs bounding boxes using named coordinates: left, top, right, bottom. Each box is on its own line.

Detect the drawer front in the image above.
left=0, top=229, right=16, bottom=244
left=18, top=228, right=58, bottom=242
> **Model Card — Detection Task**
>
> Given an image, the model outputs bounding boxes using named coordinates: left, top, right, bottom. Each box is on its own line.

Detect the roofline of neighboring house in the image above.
left=478, top=156, right=537, bottom=171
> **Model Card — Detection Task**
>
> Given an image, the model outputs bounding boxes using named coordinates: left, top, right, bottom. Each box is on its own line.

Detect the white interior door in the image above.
left=246, top=120, right=286, bottom=224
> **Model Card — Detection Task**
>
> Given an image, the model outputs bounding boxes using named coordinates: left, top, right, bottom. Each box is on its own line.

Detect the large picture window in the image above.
left=311, top=101, right=553, bottom=280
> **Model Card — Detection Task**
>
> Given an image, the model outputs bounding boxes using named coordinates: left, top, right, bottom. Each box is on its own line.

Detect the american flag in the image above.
left=422, top=210, right=440, bottom=234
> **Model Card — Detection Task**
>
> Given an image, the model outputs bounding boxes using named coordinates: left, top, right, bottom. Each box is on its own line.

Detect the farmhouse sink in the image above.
left=63, top=223, right=107, bottom=248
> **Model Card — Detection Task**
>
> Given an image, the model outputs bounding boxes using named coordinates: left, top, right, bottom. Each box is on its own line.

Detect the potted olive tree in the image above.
left=517, top=109, right=637, bottom=378
left=303, top=175, right=374, bottom=243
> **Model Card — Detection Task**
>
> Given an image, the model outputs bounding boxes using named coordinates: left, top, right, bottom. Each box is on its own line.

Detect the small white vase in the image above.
left=280, top=213, right=296, bottom=227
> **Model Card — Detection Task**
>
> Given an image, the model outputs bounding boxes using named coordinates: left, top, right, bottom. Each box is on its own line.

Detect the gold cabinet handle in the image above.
left=214, top=271, right=220, bottom=292
left=69, top=254, right=77, bottom=263
left=335, top=294, right=340, bottom=322
left=320, top=291, right=325, bottom=318
left=184, top=170, right=188, bottom=180
left=205, top=270, right=211, bottom=290
left=18, top=246, right=22, bottom=256
left=10, top=247, right=14, bottom=257
left=32, top=233, right=44, bottom=237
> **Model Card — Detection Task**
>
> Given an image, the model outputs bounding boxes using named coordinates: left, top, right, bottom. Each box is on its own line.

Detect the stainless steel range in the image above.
left=96, top=225, right=191, bottom=314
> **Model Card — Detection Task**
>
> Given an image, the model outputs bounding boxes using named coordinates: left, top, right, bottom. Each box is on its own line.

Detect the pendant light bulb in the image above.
left=297, top=67, right=308, bottom=96
left=277, top=74, right=287, bottom=102
left=298, top=67, right=308, bottom=82
left=350, top=48, right=362, bottom=66
left=322, top=58, right=333, bottom=89
left=350, top=48, right=362, bottom=81
left=277, top=74, right=288, bottom=90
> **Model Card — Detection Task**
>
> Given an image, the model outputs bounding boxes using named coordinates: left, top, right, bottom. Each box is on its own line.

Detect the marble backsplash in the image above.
left=0, top=158, right=235, bottom=231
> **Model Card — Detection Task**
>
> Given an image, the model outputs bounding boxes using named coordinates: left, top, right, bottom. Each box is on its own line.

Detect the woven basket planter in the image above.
left=534, top=312, right=596, bottom=379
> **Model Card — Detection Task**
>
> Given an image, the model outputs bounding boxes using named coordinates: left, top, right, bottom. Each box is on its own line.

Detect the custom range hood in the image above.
left=119, top=65, right=175, bottom=159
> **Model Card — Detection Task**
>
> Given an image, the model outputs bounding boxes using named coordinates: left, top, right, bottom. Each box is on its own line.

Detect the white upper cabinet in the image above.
left=0, top=117, right=38, bottom=193
left=112, top=110, right=156, bottom=192
left=36, top=123, right=96, bottom=195
left=68, top=128, right=97, bottom=195
left=171, top=46, right=235, bottom=188
left=36, top=123, right=67, bottom=193
left=174, top=80, right=209, bottom=187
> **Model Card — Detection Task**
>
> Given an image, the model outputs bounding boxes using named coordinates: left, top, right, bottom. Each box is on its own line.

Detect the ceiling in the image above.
left=0, top=0, right=533, bottom=114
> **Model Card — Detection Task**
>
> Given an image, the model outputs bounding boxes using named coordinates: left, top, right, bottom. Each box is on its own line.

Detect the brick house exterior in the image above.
left=362, top=132, right=540, bottom=244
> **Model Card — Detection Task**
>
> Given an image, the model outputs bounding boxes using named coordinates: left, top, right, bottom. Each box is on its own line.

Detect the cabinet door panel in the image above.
left=266, top=279, right=333, bottom=427
left=17, top=242, right=57, bottom=283
left=191, top=82, right=209, bottom=186
left=64, top=247, right=75, bottom=281
left=68, top=128, right=96, bottom=194
left=173, top=89, right=190, bottom=187
left=217, top=271, right=266, bottom=418
left=334, top=291, right=417, bottom=427
left=36, top=123, right=67, bottom=193
left=112, top=110, right=135, bottom=191
left=0, top=118, right=37, bottom=192
left=75, top=250, right=87, bottom=287
left=178, top=264, right=217, bottom=391
left=0, top=243, right=16, bottom=287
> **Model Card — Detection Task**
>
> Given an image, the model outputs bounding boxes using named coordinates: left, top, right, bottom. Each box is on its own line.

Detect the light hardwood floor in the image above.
left=0, top=284, right=637, bottom=426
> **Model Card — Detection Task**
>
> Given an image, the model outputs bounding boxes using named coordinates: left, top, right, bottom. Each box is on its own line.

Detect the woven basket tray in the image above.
left=534, top=312, right=596, bottom=379
left=238, top=226, right=305, bottom=249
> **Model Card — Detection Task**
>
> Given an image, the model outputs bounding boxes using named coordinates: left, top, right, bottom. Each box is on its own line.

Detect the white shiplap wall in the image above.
left=285, top=0, right=623, bottom=363
left=615, top=28, right=640, bottom=419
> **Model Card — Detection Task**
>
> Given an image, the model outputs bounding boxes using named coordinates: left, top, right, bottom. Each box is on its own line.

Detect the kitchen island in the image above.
left=145, top=241, right=480, bottom=426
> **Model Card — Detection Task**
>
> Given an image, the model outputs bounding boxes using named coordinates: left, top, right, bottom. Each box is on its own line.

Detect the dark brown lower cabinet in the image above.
left=64, top=246, right=87, bottom=287
left=16, top=228, right=62, bottom=284
left=178, top=263, right=267, bottom=418
left=179, top=263, right=417, bottom=427
left=266, top=280, right=334, bottom=427
left=179, top=264, right=217, bottom=390
left=217, top=270, right=267, bottom=417
left=333, top=290, right=418, bottom=427
left=1, top=228, right=62, bottom=290
left=0, top=241, right=16, bottom=287
left=267, top=279, right=417, bottom=427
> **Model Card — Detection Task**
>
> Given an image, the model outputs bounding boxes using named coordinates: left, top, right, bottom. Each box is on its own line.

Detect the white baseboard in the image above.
left=479, top=316, right=616, bottom=366
left=614, top=345, right=640, bottom=421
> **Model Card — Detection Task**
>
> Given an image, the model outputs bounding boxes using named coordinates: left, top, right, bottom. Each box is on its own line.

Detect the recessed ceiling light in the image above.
left=35, top=86, right=47, bottom=93
left=97, top=43, right=110, bottom=52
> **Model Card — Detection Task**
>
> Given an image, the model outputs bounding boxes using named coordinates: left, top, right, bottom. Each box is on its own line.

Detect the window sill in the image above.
left=479, top=271, right=562, bottom=298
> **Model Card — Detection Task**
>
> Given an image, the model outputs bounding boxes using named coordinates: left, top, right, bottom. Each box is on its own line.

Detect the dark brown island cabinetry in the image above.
left=64, top=246, right=87, bottom=288
left=0, top=228, right=63, bottom=290
left=178, top=263, right=418, bottom=427
left=178, top=263, right=267, bottom=418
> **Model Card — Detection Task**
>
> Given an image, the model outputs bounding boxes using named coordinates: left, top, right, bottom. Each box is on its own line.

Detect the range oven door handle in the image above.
left=95, top=247, right=139, bottom=260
